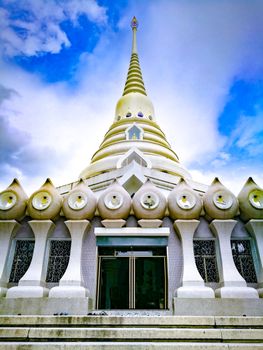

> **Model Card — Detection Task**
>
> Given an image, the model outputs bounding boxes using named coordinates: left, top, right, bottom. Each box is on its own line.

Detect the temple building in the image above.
left=0, top=17, right=263, bottom=318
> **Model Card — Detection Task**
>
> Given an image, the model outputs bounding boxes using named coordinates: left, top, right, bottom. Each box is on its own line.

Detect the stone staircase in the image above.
left=0, top=315, right=262, bottom=349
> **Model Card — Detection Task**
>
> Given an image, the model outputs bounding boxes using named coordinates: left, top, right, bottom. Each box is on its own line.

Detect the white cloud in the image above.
left=64, top=0, right=107, bottom=24
left=0, top=0, right=107, bottom=57
left=211, top=152, right=231, bottom=168
left=0, top=54, right=121, bottom=193
left=228, top=113, right=263, bottom=156
left=139, top=0, right=263, bottom=166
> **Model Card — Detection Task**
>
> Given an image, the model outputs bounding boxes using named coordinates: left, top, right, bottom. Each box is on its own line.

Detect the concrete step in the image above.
left=0, top=342, right=263, bottom=350
left=0, top=315, right=262, bottom=349
left=0, top=326, right=263, bottom=342
left=0, top=315, right=263, bottom=327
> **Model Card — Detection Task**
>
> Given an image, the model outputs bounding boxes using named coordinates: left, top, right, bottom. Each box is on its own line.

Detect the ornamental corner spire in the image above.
left=122, top=16, right=147, bottom=96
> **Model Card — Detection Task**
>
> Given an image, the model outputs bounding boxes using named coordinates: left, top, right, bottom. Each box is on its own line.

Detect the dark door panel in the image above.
left=98, top=257, right=129, bottom=309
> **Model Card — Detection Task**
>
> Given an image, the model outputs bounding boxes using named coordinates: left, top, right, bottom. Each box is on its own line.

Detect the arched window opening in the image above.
left=231, top=239, right=257, bottom=283
left=9, top=240, right=35, bottom=283
left=193, top=239, right=219, bottom=283
left=46, top=240, right=71, bottom=283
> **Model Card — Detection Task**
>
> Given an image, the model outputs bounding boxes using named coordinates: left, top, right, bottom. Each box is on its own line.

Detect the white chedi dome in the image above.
left=115, top=92, right=155, bottom=123
left=27, top=178, right=62, bottom=220
left=203, top=177, right=238, bottom=221
left=62, top=179, right=96, bottom=220
left=132, top=179, right=166, bottom=219
left=238, top=177, right=263, bottom=221
left=0, top=179, right=28, bottom=220
left=168, top=178, right=202, bottom=220
left=79, top=18, right=191, bottom=181
left=98, top=179, right=131, bottom=220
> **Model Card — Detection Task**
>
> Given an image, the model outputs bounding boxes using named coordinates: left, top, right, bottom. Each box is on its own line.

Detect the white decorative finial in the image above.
left=131, top=16, right=138, bottom=30
left=131, top=16, right=138, bottom=53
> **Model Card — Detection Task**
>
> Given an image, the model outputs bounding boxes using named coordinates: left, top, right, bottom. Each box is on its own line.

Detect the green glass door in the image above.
left=135, top=257, right=166, bottom=309
left=97, top=247, right=167, bottom=309
left=98, top=257, right=129, bottom=309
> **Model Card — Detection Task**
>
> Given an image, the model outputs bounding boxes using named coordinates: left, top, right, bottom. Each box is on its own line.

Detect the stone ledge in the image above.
left=173, top=298, right=263, bottom=316
left=0, top=342, right=262, bottom=350
left=0, top=298, right=92, bottom=315
left=0, top=315, right=262, bottom=327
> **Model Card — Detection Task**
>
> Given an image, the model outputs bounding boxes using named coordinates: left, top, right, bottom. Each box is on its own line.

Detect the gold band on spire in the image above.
left=122, top=17, right=147, bottom=96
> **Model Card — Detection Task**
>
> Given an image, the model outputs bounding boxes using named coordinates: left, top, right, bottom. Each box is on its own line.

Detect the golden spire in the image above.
left=79, top=16, right=191, bottom=181
left=122, top=16, right=147, bottom=96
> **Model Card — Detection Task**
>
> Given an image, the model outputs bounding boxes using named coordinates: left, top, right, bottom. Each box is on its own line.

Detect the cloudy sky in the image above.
left=0, top=0, right=263, bottom=195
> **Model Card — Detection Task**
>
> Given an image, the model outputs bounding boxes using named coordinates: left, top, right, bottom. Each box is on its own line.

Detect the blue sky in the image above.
left=0, top=0, right=263, bottom=195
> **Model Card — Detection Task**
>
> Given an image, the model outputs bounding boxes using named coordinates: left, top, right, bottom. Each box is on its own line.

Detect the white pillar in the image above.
left=174, top=220, right=214, bottom=298
left=210, top=219, right=258, bottom=298
left=245, top=219, right=263, bottom=297
left=7, top=220, right=55, bottom=298
left=0, top=220, right=20, bottom=296
left=49, top=220, right=90, bottom=298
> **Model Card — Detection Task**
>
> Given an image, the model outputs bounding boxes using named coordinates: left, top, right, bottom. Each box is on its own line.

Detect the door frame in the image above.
left=96, top=248, right=168, bottom=309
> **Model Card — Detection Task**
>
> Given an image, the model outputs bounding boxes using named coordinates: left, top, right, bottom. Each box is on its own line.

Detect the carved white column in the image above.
left=0, top=220, right=20, bottom=296
left=174, top=220, right=214, bottom=298
left=210, top=219, right=258, bottom=298
left=49, top=220, right=90, bottom=298
left=7, top=220, right=55, bottom=298
left=245, top=219, right=263, bottom=297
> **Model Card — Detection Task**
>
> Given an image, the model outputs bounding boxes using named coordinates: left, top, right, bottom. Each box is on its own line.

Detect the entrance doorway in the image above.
left=97, top=247, right=167, bottom=309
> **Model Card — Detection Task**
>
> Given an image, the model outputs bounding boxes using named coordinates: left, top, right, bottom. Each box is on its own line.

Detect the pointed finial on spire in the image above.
left=131, top=16, right=138, bottom=29
left=122, top=16, right=147, bottom=96
left=131, top=16, right=138, bottom=54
